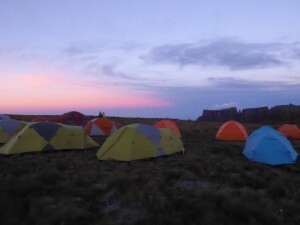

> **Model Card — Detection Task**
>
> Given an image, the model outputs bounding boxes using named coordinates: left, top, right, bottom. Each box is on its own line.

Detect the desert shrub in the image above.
left=237, top=171, right=267, bottom=189
left=138, top=191, right=228, bottom=225
left=141, top=190, right=168, bottom=212
left=240, top=186, right=257, bottom=198
left=198, top=190, right=224, bottom=210
left=50, top=200, right=91, bottom=225
left=0, top=195, right=31, bottom=225
left=179, top=169, right=197, bottom=181
left=145, top=197, right=200, bottom=225
left=106, top=172, right=134, bottom=195
left=2, top=118, right=300, bottom=224
left=243, top=162, right=258, bottom=171
left=134, top=213, right=182, bottom=225
left=250, top=204, right=282, bottom=225
left=221, top=197, right=281, bottom=225
left=223, top=199, right=251, bottom=222
left=0, top=174, right=44, bottom=198
left=55, top=159, right=69, bottom=171
left=37, top=169, right=63, bottom=186
left=278, top=199, right=300, bottom=219
left=162, top=168, right=183, bottom=183
left=23, top=198, right=92, bottom=225
left=269, top=178, right=287, bottom=198
left=282, top=164, right=300, bottom=173
left=74, top=173, right=99, bottom=187
left=3, top=160, right=40, bottom=177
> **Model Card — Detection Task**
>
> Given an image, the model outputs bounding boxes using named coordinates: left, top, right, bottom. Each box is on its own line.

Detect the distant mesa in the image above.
left=197, top=104, right=300, bottom=123
left=241, top=106, right=269, bottom=123
left=198, top=107, right=239, bottom=122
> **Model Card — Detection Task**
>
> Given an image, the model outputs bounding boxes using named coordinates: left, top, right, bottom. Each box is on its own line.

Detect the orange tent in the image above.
left=216, top=120, right=248, bottom=141
left=154, top=119, right=181, bottom=137
left=85, top=118, right=117, bottom=136
left=278, top=124, right=300, bottom=139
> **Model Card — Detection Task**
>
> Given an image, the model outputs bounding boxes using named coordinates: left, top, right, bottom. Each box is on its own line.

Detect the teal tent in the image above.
left=243, top=126, right=298, bottom=165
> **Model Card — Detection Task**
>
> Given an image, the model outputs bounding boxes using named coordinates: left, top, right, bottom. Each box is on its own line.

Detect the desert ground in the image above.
left=1, top=116, right=300, bottom=225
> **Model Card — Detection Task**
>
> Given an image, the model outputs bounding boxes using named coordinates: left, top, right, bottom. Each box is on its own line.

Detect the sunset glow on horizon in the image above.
left=1, top=69, right=172, bottom=115
left=1, top=1, right=300, bottom=119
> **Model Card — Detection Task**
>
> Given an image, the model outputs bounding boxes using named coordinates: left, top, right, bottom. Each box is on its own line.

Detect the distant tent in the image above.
left=154, top=119, right=181, bottom=137
left=0, top=119, right=26, bottom=144
left=96, top=123, right=184, bottom=161
left=0, top=114, right=10, bottom=120
left=216, top=120, right=248, bottom=141
left=0, top=122, right=99, bottom=155
left=243, top=126, right=298, bottom=165
left=278, top=124, right=300, bottom=139
left=52, top=111, right=92, bottom=126
left=31, top=116, right=51, bottom=122
left=85, top=118, right=117, bottom=136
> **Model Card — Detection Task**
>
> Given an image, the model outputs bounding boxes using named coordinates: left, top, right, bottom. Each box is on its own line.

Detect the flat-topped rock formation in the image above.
left=198, top=107, right=240, bottom=122
left=241, top=107, right=269, bottom=123
left=198, top=104, right=300, bottom=123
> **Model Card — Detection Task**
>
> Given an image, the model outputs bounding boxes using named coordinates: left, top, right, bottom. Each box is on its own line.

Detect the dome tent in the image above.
left=0, top=122, right=99, bottom=155
left=33, top=111, right=93, bottom=126
left=216, top=120, right=248, bottom=141
left=0, top=119, right=26, bottom=144
left=0, top=114, right=10, bottom=120
left=154, top=119, right=181, bottom=137
left=278, top=124, right=300, bottom=139
left=243, top=126, right=298, bottom=165
left=96, top=123, right=184, bottom=161
left=85, top=118, right=117, bottom=136
left=56, top=111, right=91, bottom=126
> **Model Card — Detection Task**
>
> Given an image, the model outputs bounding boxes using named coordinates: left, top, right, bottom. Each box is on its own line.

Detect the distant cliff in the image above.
left=197, top=104, right=300, bottom=123
left=269, top=104, right=300, bottom=122
left=241, top=107, right=269, bottom=123
left=199, top=107, right=240, bottom=122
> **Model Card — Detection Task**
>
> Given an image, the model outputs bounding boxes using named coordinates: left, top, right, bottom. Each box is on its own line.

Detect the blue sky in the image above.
left=1, top=0, right=300, bottom=119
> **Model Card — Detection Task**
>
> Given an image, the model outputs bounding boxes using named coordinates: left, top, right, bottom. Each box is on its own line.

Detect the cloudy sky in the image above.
left=1, top=0, right=300, bottom=119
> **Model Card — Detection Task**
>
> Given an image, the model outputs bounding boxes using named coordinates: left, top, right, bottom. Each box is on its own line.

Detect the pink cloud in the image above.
left=1, top=70, right=172, bottom=114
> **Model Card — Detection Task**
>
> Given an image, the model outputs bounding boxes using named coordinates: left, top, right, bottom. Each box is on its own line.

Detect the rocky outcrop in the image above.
left=198, top=104, right=300, bottom=123
left=241, top=107, right=269, bottom=123
left=198, top=107, right=239, bottom=122
left=269, top=104, right=300, bottom=123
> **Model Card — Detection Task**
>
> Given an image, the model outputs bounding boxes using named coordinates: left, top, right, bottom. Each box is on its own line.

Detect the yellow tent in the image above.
left=96, top=123, right=184, bottom=161
left=0, top=119, right=26, bottom=144
left=0, top=122, right=99, bottom=155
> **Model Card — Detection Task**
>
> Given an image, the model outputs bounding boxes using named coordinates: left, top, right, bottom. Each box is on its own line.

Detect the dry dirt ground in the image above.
left=1, top=116, right=300, bottom=225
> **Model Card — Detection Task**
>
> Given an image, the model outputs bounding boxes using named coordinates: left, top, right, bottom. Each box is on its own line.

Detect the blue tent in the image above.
left=0, top=114, right=10, bottom=120
left=243, top=126, right=298, bottom=165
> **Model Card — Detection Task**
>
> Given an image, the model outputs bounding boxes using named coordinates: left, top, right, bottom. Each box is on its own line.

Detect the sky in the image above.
left=1, top=0, right=300, bottom=119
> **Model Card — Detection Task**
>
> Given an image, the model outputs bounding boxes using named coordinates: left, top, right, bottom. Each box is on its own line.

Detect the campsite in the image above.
left=2, top=1, right=300, bottom=224
left=1, top=114, right=300, bottom=225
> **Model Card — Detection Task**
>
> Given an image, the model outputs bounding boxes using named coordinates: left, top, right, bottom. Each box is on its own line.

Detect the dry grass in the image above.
left=0, top=116, right=300, bottom=225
